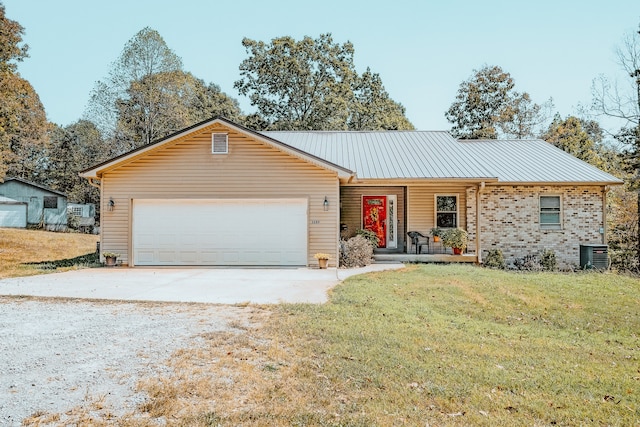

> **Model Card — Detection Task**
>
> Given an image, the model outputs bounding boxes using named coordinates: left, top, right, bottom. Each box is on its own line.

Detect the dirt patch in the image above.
left=0, top=297, right=265, bottom=425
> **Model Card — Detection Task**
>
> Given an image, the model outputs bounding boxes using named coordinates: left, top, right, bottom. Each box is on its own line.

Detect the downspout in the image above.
left=87, top=178, right=100, bottom=189
left=87, top=177, right=102, bottom=258
left=602, top=186, right=609, bottom=245
left=476, top=182, right=486, bottom=264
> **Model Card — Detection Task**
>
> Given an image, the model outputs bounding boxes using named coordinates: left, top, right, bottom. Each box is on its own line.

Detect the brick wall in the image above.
left=468, top=185, right=606, bottom=269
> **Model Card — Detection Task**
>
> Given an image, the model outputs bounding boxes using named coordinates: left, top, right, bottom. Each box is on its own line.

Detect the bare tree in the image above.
left=591, top=22, right=640, bottom=267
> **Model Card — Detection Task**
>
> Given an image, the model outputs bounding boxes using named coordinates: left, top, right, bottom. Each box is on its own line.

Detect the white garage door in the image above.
left=132, top=199, right=308, bottom=266
left=0, top=204, right=27, bottom=228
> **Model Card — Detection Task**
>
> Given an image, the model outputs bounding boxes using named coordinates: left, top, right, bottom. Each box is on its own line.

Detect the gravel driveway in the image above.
left=0, top=296, right=261, bottom=425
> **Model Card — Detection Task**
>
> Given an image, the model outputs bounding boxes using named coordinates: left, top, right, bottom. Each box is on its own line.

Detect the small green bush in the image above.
left=340, top=235, right=374, bottom=268
left=540, top=249, right=557, bottom=271
left=483, top=249, right=505, bottom=269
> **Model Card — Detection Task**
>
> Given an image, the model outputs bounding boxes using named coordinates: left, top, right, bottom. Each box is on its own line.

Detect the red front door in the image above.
left=363, top=196, right=387, bottom=248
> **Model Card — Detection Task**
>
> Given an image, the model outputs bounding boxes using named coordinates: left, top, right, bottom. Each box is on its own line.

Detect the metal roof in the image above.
left=261, top=131, right=622, bottom=184
left=1, top=178, right=67, bottom=197
left=262, top=131, right=494, bottom=180
left=458, top=139, right=622, bottom=184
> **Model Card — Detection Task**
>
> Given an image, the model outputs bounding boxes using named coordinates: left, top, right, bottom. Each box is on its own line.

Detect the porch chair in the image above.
left=407, top=231, right=430, bottom=254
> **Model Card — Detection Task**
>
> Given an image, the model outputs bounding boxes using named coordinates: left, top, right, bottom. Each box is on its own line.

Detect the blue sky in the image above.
left=3, top=0, right=638, bottom=132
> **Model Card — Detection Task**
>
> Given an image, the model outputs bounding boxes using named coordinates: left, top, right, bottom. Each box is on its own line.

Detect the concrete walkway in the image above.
left=0, top=264, right=405, bottom=304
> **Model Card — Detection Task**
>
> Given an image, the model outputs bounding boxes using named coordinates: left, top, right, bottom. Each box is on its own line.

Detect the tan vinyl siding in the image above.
left=101, top=123, right=339, bottom=266
left=407, top=185, right=467, bottom=236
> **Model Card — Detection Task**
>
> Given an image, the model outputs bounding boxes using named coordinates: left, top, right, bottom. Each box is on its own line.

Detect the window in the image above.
left=43, top=196, right=58, bottom=209
left=540, top=195, right=561, bottom=229
left=212, top=133, right=228, bottom=154
left=436, top=195, right=458, bottom=228
left=68, top=206, right=83, bottom=216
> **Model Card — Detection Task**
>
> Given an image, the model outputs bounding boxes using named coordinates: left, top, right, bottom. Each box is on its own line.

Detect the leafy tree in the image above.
left=0, top=2, right=27, bottom=73
left=349, top=68, right=413, bottom=130
left=445, top=65, right=514, bottom=139
left=500, top=92, right=553, bottom=139
left=542, top=115, right=600, bottom=164
left=445, top=65, right=547, bottom=139
left=85, top=27, right=183, bottom=144
left=188, top=77, right=242, bottom=124
left=608, top=185, right=639, bottom=271
left=86, top=27, right=241, bottom=152
left=45, top=120, right=107, bottom=205
left=234, top=34, right=413, bottom=130
left=0, top=4, right=49, bottom=182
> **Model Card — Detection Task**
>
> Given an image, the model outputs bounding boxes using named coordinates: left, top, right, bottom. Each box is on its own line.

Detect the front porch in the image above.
left=373, top=253, right=478, bottom=263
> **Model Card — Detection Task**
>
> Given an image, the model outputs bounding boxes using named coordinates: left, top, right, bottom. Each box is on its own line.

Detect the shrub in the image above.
left=513, top=254, right=543, bottom=271
left=483, top=249, right=505, bottom=269
left=340, top=235, right=374, bottom=268
left=67, top=213, right=81, bottom=231
left=540, top=249, right=557, bottom=271
left=356, top=229, right=379, bottom=248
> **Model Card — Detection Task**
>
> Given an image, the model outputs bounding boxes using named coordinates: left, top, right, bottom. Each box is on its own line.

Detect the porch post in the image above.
left=602, top=186, right=608, bottom=245
left=476, top=182, right=485, bottom=263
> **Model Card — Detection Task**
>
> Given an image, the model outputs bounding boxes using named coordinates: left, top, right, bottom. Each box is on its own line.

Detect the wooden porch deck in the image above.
left=373, top=253, right=478, bottom=263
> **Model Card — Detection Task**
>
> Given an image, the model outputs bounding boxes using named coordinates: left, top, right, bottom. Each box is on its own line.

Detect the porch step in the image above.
left=373, top=253, right=477, bottom=263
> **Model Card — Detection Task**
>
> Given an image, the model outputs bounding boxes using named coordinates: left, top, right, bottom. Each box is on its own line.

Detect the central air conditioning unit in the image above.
left=579, top=244, right=609, bottom=270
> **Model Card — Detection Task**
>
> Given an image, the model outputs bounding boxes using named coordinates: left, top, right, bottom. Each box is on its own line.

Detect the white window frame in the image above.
left=211, top=133, right=228, bottom=154
left=539, top=195, right=562, bottom=230
left=68, top=206, right=83, bottom=217
left=435, top=194, right=459, bottom=229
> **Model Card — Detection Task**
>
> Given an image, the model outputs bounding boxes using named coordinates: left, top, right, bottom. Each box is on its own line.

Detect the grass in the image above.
left=0, top=228, right=100, bottom=278
left=240, top=265, right=640, bottom=426
left=15, top=261, right=640, bottom=425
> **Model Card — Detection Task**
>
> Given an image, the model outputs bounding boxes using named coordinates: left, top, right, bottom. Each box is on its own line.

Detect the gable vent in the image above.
left=212, top=133, right=228, bottom=154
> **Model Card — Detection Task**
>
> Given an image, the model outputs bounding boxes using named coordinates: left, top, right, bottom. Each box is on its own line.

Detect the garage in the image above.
left=132, top=199, right=308, bottom=266
left=0, top=198, right=27, bottom=228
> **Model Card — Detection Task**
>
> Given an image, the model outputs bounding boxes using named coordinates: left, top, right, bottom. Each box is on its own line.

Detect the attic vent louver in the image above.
left=212, top=133, right=228, bottom=154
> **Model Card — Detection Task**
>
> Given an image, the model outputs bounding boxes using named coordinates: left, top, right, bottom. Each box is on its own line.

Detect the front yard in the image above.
left=128, top=265, right=640, bottom=426
left=3, top=230, right=639, bottom=425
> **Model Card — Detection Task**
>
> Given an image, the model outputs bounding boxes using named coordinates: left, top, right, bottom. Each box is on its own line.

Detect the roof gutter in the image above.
left=484, top=180, right=624, bottom=186
left=342, top=177, right=499, bottom=186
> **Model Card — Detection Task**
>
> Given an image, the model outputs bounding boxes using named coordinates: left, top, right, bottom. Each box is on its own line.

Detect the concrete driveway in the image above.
left=0, top=264, right=404, bottom=304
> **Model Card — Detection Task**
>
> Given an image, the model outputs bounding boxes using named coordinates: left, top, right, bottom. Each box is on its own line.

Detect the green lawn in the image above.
left=262, top=265, right=640, bottom=426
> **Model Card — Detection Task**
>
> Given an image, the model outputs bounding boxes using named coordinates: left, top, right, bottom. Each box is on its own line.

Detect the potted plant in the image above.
left=314, top=253, right=331, bottom=269
left=441, top=228, right=468, bottom=255
left=430, top=227, right=442, bottom=242
left=103, top=251, right=120, bottom=267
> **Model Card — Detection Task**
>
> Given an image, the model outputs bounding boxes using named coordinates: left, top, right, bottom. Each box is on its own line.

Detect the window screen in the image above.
left=436, top=195, right=457, bottom=228
left=540, top=196, right=561, bottom=228
left=43, top=196, right=57, bottom=209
